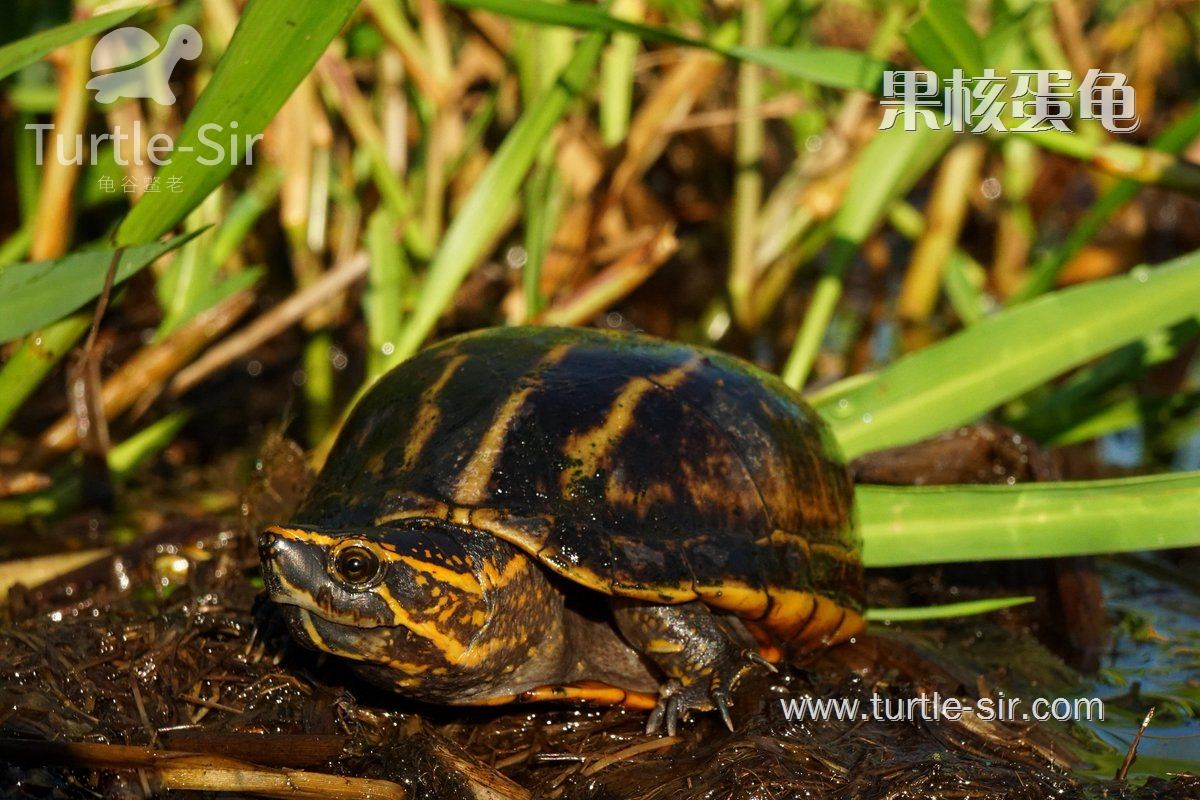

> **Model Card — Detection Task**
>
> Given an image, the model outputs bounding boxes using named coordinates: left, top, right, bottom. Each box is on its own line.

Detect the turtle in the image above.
left=86, top=24, right=202, bottom=105
left=260, top=326, right=864, bottom=734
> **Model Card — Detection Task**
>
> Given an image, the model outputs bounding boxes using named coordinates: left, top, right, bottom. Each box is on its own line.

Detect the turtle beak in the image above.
left=258, top=525, right=323, bottom=600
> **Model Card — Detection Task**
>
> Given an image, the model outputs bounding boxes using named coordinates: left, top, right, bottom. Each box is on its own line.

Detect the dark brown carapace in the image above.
left=260, top=326, right=863, bottom=734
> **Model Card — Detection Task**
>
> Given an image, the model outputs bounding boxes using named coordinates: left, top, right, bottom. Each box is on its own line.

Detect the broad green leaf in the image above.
left=117, top=0, right=360, bottom=245
left=858, top=472, right=1200, bottom=567
left=390, top=32, right=606, bottom=362
left=443, top=0, right=887, bottom=91
left=818, top=248, right=1200, bottom=459
left=866, top=596, right=1035, bottom=622
left=0, top=232, right=198, bottom=344
left=0, top=8, right=139, bottom=81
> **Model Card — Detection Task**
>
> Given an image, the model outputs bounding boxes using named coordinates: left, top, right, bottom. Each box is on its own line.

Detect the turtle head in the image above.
left=166, top=24, right=202, bottom=62
left=258, top=520, right=498, bottom=682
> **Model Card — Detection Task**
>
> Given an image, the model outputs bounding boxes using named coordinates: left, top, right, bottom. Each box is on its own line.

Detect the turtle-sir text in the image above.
left=25, top=121, right=262, bottom=167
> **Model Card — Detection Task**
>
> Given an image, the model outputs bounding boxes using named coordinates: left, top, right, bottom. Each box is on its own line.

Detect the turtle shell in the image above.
left=298, top=327, right=863, bottom=648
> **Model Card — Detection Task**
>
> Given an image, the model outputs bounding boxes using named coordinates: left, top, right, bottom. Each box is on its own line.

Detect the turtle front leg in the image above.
left=612, top=599, right=774, bottom=735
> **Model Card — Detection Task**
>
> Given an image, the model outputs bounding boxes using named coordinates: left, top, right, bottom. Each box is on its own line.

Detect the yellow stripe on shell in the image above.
left=560, top=358, right=700, bottom=498
left=454, top=344, right=572, bottom=505
left=758, top=529, right=861, bottom=566
left=402, top=354, right=470, bottom=471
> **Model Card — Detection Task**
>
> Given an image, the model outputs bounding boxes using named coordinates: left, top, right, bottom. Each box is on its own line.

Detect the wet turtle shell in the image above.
left=298, top=326, right=863, bottom=645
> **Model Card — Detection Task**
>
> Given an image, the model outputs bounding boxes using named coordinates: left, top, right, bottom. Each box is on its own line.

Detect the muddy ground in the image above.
left=1, top=497, right=1198, bottom=798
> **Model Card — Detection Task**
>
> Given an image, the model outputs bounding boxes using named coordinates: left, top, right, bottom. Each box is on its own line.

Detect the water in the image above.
left=1072, top=556, right=1200, bottom=779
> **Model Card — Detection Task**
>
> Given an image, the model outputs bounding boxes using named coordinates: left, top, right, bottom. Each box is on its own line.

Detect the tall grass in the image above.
left=0, top=0, right=1198, bottom=570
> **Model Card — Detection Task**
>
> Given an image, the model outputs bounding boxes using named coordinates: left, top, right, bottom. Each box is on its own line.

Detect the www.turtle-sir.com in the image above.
left=780, top=692, right=1105, bottom=723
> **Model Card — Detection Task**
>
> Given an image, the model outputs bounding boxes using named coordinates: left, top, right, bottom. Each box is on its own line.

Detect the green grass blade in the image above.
left=903, top=0, right=985, bottom=78
left=162, top=267, right=264, bottom=341
left=817, top=248, right=1200, bottom=459
left=0, top=8, right=139, bottom=81
left=363, top=209, right=409, bottom=380
left=598, top=0, right=642, bottom=146
left=858, top=472, right=1200, bottom=567
left=0, top=314, right=89, bottom=434
left=117, top=0, right=360, bottom=245
left=1010, top=102, right=1200, bottom=302
left=0, top=232, right=199, bottom=344
left=866, top=596, right=1035, bottom=622
left=391, top=31, right=606, bottom=363
left=1004, top=320, right=1199, bottom=442
left=443, top=0, right=886, bottom=91
left=782, top=120, right=953, bottom=388
left=0, top=411, right=191, bottom=525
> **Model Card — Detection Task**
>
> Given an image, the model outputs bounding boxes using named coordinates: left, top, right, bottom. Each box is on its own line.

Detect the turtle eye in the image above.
left=332, top=545, right=382, bottom=587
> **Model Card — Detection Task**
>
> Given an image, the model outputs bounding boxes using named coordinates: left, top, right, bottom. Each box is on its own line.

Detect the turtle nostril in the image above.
left=258, top=532, right=281, bottom=561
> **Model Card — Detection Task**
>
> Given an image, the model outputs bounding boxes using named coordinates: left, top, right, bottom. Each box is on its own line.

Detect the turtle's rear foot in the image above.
left=645, top=648, right=776, bottom=736
left=612, top=599, right=775, bottom=736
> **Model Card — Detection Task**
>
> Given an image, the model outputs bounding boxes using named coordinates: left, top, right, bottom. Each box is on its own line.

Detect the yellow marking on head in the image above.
left=402, top=354, right=470, bottom=471
left=273, top=543, right=477, bottom=662
left=266, top=525, right=342, bottom=548
left=561, top=359, right=700, bottom=498
left=374, top=584, right=471, bottom=660
left=454, top=344, right=572, bottom=505
left=271, top=570, right=333, bottom=615
left=394, top=555, right=483, bottom=595
left=298, top=609, right=328, bottom=650
left=645, top=639, right=684, bottom=654
left=479, top=551, right=528, bottom=591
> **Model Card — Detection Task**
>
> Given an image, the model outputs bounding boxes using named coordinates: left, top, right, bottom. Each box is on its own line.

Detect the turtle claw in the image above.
left=645, top=649, right=772, bottom=736
left=715, top=692, right=735, bottom=732
left=645, top=681, right=686, bottom=736
left=744, top=649, right=778, bottom=673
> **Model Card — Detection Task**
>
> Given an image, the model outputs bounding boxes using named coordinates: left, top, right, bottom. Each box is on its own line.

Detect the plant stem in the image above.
left=727, top=0, right=765, bottom=329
